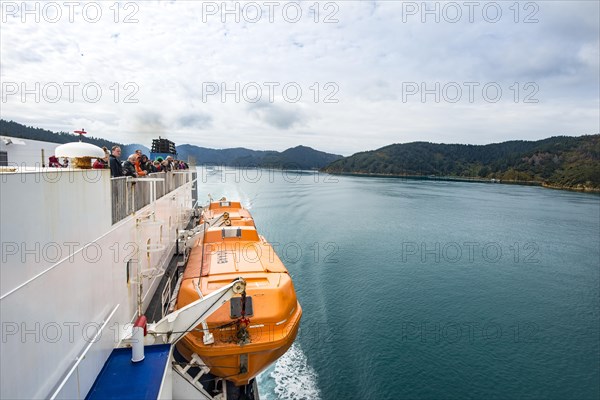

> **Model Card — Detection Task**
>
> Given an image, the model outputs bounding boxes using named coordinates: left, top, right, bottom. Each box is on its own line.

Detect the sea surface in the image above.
left=195, top=166, right=600, bottom=400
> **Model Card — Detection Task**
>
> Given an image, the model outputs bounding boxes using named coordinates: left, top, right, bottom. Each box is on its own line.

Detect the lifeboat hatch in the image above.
left=231, top=296, right=254, bottom=318
left=221, top=227, right=242, bottom=239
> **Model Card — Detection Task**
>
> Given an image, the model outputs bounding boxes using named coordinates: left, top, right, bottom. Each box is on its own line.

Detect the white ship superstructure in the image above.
left=0, top=164, right=214, bottom=399
left=0, top=136, right=62, bottom=168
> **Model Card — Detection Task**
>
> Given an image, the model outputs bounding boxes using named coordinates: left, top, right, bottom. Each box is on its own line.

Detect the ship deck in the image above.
left=86, top=344, right=171, bottom=400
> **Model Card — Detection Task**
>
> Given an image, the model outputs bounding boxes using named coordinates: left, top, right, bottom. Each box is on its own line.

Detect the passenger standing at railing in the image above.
left=122, top=154, right=138, bottom=177
left=48, top=155, right=62, bottom=167
left=134, top=154, right=147, bottom=177
left=162, top=156, right=173, bottom=172
left=93, top=146, right=110, bottom=169
left=110, top=146, right=124, bottom=177
left=93, top=158, right=107, bottom=169
left=155, top=157, right=165, bottom=172
left=139, top=154, right=153, bottom=174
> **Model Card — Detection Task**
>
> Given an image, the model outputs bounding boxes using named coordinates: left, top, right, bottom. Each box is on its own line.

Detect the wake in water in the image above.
left=257, top=343, right=321, bottom=400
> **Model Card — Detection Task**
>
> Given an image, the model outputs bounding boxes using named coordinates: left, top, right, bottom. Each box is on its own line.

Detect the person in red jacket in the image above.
left=48, top=155, right=62, bottom=167
left=93, top=147, right=109, bottom=169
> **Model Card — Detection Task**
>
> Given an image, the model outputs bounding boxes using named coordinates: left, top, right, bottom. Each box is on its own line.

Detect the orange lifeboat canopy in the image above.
left=175, top=200, right=302, bottom=386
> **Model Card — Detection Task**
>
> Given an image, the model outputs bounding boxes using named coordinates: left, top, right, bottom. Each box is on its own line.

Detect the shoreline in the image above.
left=322, top=171, right=600, bottom=193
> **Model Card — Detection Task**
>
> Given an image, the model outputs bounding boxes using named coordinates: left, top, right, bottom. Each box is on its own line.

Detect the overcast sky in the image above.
left=1, top=1, right=598, bottom=155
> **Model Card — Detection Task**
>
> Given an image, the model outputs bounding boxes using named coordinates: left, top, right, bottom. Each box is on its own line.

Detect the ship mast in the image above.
left=74, top=129, right=87, bottom=141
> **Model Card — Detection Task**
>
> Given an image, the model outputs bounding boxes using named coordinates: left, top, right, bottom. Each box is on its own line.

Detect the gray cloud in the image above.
left=16, top=50, right=43, bottom=63
left=177, top=113, right=213, bottom=129
left=248, top=102, right=307, bottom=130
left=134, top=111, right=165, bottom=133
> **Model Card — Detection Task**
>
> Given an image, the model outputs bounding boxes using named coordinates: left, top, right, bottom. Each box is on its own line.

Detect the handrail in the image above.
left=49, top=304, right=120, bottom=400
left=111, top=171, right=196, bottom=224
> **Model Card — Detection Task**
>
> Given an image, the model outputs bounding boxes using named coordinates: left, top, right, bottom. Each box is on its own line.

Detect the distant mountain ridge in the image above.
left=178, top=144, right=342, bottom=169
left=0, top=119, right=341, bottom=169
left=322, top=135, right=600, bottom=191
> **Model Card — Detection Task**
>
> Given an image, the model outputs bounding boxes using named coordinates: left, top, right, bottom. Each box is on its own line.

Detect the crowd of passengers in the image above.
left=47, top=145, right=189, bottom=177
left=100, top=146, right=189, bottom=177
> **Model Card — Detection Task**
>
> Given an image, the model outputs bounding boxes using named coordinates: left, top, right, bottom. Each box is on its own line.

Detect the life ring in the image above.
left=225, top=220, right=232, bottom=226
left=223, top=212, right=230, bottom=220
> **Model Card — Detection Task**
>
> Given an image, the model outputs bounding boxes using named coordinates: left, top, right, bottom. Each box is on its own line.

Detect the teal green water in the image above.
left=196, top=167, right=600, bottom=400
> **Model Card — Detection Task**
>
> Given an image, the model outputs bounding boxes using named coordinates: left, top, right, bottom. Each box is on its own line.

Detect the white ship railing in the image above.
left=111, top=171, right=197, bottom=224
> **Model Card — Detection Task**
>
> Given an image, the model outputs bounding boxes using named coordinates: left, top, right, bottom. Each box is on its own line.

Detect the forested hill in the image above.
left=322, top=135, right=600, bottom=191
left=0, top=119, right=121, bottom=149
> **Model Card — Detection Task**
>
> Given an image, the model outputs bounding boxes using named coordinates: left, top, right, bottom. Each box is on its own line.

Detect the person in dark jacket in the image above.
left=139, top=154, right=153, bottom=174
left=122, top=154, right=138, bottom=177
left=109, top=146, right=124, bottom=177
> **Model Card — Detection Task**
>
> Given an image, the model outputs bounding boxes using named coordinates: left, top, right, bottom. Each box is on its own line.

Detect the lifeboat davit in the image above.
left=175, top=199, right=302, bottom=386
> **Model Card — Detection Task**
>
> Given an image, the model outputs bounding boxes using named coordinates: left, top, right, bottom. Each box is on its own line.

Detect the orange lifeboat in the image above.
left=175, top=199, right=302, bottom=386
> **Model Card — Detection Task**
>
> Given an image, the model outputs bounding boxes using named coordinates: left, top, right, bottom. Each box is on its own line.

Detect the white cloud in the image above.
left=1, top=1, right=598, bottom=156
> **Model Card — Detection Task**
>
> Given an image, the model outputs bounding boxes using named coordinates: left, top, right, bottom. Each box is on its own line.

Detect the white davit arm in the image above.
left=179, top=224, right=206, bottom=250
left=148, top=278, right=246, bottom=345
left=178, top=212, right=226, bottom=250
